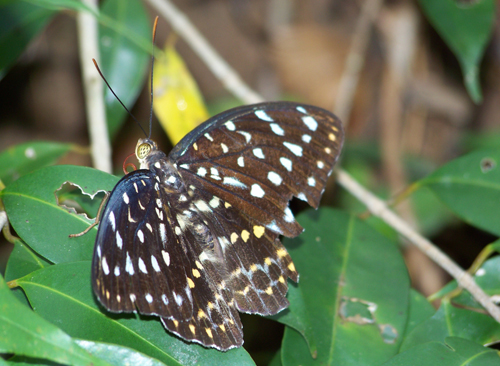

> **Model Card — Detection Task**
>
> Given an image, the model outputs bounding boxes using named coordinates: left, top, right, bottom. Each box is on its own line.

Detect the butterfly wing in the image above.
left=92, top=169, right=243, bottom=349
left=169, top=101, right=343, bottom=315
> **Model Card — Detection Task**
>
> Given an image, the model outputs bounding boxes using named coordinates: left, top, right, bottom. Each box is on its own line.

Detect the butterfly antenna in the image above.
left=92, top=59, right=148, bottom=137
left=148, top=16, right=159, bottom=139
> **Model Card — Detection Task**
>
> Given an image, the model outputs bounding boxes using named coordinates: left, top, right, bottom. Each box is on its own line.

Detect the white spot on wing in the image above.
left=159, top=223, right=167, bottom=243
left=138, top=257, right=148, bottom=273
left=302, top=134, right=312, bottom=143
left=296, top=106, right=307, bottom=114
left=109, top=212, right=116, bottom=231
left=114, top=265, right=120, bottom=276
left=237, top=156, right=245, bottom=167
left=268, top=171, right=282, bottom=185
left=270, top=123, right=285, bottom=136
left=174, top=291, right=184, bottom=306
left=116, top=231, right=123, bottom=249
left=317, top=161, right=325, bottom=169
left=204, top=133, right=213, bottom=141
left=97, top=245, right=101, bottom=258
left=180, top=164, right=189, bottom=169
left=102, top=257, right=109, bottom=275
left=225, top=121, right=236, bottom=131
left=137, top=229, right=144, bottom=243
left=197, top=167, right=207, bottom=177
left=308, top=177, right=316, bottom=187
left=302, top=115, right=318, bottom=131
left=155, top=162, right=161, bottom=168
left=126, top=252, right=134, bottom=275
left=162, top=250, right=170, bottom=266
left=237, top=131, right=252, bottom=143
left=250, top=184, right=265, bottom=198
left=162, top=294, right=169, bottom=305
left=195, top=200, right=212, bottom=212
left=284, top=207, right=294, bottom=222
left=297, top=192, right=307, bottom=201
left=283, top=142, right=303, bottom=156
left=253, top=148, right=265, bottom=159
left=255, top=110, right=273, bottom=121
left=221, top=143, right=228, bottom=153
left=209, top=196, right=220, bottom=208
left=151, top=255, right=160, bottom=272
left=167, top=176, right=177, bottom=184
left=145, top=293, right=153, bottom=303
left=223, top=176, right=247, bottom=188
left=280, top=157, right=292, bottom=171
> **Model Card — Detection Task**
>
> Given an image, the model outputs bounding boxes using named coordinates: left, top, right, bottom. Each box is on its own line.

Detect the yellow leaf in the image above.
left=152, top=43, right=209, bottom=145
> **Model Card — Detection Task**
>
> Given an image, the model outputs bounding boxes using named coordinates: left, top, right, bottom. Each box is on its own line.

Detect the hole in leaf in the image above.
left=339, top=297, right=376, bottom=325
left=480, top=157, right=496, bottom=173
left=55, top=181, right=106, bottom=220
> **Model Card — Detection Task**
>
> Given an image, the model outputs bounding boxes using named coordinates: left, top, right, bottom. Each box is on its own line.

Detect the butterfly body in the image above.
left=92, top=102, right=343, bottom=350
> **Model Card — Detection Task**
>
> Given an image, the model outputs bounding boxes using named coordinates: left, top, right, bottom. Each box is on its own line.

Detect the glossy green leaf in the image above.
left=280, top=209, right=410, bottom=366
left=382, top=337, right=500, bottom=366
left=0, top=165, right=119, bottom=264
left=5, top=240, right=52, bottom=282
left=75, top=340, right=167, bottom=366
left=401, top=298, right=500, bottom=351
left=402, top=289, right=435, bottom=340
left=0, top=274, right=110, bottom=366
left=99, top=0, right=150, bottom=138
left=419, top=0, right=495, bottom=103
left=0, top=2, right=54, bottom=75
left=419, top=148, right=500, bottom=236
left=17, top=261, right=256, bottom=366
left=22, top=0, right=96, bottom=13
left=0, top=141, right=72, bottom=186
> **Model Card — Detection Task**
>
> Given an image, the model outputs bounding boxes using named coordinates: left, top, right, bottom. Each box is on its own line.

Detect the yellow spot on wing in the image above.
left=241, top=230, right=250, bottom=242
left=225, top=202, right=231, bottom=208
left=189, top=324, right=196, bottom=334
left=207, top=302, right=214, bottom=309
left=219, top=324, right=226, bottom=332
left=253, top=225, right=265, bottom=238
left=192, top=268, right=201, bottom=278
left=173, top=320, right=179, bottom=327
left=277, top=248, right=288, bottom=258
left=193, top=142, right=198, bottom=150
left=278, top=275, right=285, bottom=283
left=265, top=257, right=272, bottom=266
left=250, top=264, right=257, bottom=272
left=205, top=328, right=213, bottom=338
left=187, top=277, right=195, bottom=288
left=265, top=286, right=273, bottom=295
left=195, top=260, right=203, bottom=269
left=288, top=262, right=296, bottom=272
left=198, top=309, right=207, bottom=319
left=329, top=133, right=336, bottom=141
left=230, top=232, right=238, bottom=243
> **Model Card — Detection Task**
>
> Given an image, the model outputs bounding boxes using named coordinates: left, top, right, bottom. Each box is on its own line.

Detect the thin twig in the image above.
left=149, top=0, right=500, bottom=321
left=77, top=0, right=112, bottom=173
left=334, top=0, right=384, bottom=123
left=146, top=0, right=263, bottom=104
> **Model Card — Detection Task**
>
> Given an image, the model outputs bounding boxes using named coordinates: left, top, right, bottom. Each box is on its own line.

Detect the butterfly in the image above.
left=91, top=101, right=343, bottom=350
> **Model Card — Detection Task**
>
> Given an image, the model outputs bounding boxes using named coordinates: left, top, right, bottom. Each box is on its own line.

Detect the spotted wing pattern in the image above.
left=92, top=101, right=343, bottom=351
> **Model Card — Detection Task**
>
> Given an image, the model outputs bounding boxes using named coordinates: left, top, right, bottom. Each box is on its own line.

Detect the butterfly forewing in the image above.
left=92, top=101, right=343, bottom=351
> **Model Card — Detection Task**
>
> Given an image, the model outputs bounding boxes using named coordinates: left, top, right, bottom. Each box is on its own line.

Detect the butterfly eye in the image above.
left=137, top=142, right=152, bottom=159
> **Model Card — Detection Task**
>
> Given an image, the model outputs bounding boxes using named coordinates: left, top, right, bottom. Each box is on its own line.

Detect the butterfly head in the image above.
left=135, top=138, right=166, bottom=169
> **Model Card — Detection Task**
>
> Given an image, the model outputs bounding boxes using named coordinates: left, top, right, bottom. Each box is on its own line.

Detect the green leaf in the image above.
left=0, top=141, right=72, bottom=186
left=0, top=2, right=54, bottom=75
left=280, top=209, right=410, bottom=366
left=99, top=0, right=150, bottom=138
left=23, top=0, right=97, bottom=14
left=75, top=339, right=167, bottom=366
left=0, top=165, right=119, bottom=264
left=0, top=274, right=111, bottom=366
left=418, top=0, right=495, bottom=103
left=419, top=148, right=500, bottom=235
left=402, top=289, right=435, bottom=341
left=17, top=261, right=256, bottom=366
left=401, top=298, right=500, bottom=351
left=381, top=337, right=500, bottom=366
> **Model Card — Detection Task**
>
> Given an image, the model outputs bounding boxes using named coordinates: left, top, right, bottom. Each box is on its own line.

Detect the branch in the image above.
left=148, top=0, right=500, bottom=321
left=77, top=0, right=112, bottom=173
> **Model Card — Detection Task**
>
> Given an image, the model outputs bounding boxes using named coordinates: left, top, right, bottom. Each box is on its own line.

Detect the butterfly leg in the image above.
left=69, top=191, right=110, bottom=238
